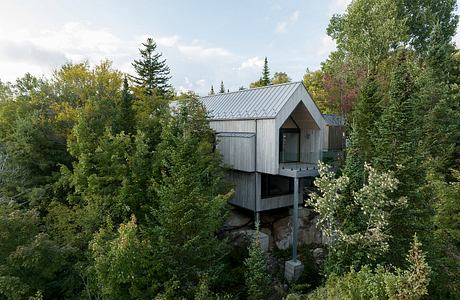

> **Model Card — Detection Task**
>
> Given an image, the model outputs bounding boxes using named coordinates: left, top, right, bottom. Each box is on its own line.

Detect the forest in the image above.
left=0, top=0, right=459, bottom=299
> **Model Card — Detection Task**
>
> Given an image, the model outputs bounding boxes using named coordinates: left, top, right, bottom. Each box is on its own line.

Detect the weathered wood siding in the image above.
left=256, top=119, right=278, bottom=174
left=226, top=170, right=256, bottom=211
left=216, top=134, right=255, bottom=172
left=209, top=120, right=256, bottom=133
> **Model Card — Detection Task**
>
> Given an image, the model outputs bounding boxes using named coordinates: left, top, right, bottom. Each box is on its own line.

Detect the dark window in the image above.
left=261, top=174, right=294, bottom=198
left=279, top=128, right=300, bottom=162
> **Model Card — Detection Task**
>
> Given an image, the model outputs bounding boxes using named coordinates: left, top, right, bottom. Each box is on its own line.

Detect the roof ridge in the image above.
left=200, top=81, right=302, bottom=98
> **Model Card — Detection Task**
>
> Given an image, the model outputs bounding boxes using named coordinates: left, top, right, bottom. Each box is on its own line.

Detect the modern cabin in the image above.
left=200, top=82, right=326, bottom=212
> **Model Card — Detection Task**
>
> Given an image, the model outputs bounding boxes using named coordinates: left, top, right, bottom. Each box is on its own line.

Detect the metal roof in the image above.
left=322, top=114, right=345, bottom=126
left=200, top=82, right=302, bottom=120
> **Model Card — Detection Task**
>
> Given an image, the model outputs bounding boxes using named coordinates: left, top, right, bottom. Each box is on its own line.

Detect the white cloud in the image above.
left=275, top=10, right=300, bottom=34
left=235, top=56, right=264, bottom=70
left=290, top=11, right=300, bottom=23
left=275, top=22, right=288, bottom=33
left=317, top=34, right=336, bottom=57
left=454, top=30, right=460, bottom=48
left=178, top=44, right=233, bottom=59
left=329, top=0, right=352, bottom=14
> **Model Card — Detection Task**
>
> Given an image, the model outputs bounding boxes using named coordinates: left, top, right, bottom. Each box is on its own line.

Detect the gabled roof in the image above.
left=200, top=81, right=303, bottom=120
left=322, top=114, right=345, bottom=126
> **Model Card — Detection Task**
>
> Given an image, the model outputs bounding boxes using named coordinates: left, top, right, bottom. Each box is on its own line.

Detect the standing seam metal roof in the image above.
left=200, top=81, right=302, bottom=120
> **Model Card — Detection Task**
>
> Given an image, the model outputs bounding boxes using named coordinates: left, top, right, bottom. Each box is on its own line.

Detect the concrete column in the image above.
left=285, top=176, right=304, bottom=282
left=292, top=176, right=299, bottom=261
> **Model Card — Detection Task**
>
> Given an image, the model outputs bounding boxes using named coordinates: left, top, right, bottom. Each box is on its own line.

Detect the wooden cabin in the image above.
left=201, top=82, right=326, bottom=212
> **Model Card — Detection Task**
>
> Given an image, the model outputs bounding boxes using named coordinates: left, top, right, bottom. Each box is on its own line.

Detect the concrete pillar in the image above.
left=285, top=176, right=303, bottom=281
left=292, top=176, right=299, bottom=261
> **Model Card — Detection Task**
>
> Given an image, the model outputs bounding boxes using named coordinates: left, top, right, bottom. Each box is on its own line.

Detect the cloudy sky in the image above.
left=1, top=0, right=459, bottom=95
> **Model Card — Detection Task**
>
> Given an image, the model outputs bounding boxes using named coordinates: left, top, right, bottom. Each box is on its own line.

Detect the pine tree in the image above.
left=219, top=81, right=225, bottom=93
left=244, top=222, right=270, bottom=300
left=150, top=96, right=232, bottom=295
left=344, top=75, right=381, bottom=189
left=262, top=57, right=270, bottom=86
left=209, top=85, right=215, bottom=95
left=372, top=51, right=431, bottom=266
left=130, top=38, right=171, bottom=96
left=116, top=77, right=135, bottom=135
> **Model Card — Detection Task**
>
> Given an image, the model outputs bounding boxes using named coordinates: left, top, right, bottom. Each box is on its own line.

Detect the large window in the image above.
left=279, top=128, right=300, bottom=162
left=261, top=174, right=294, bottom=198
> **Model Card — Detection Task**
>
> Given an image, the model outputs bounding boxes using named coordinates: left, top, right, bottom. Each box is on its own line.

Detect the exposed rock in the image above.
left=273, top=216, right=291, bottom=250
left=224, top=209, right=251, bottom=229
left=312, top=247, right=325, bottom=265
left=260, top=227, right=274, bottom=249
left=299, top=216, right=323, bottom=245
left=229, top=229, right=269, bottom=252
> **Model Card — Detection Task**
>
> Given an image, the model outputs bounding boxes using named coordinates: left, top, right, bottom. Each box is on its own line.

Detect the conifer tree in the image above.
left=344, top=75, right=381, bottom=189
left=131, top=38, right=171, bottom=96
left=209, top=85, right=215, bottom=95
left=150, top=96, right=232, bottom=295
left=372, top=51, right=431, bottom=266
left=116, top=77, right=135, bottom=135
left=244, top=222, right=270, bottom=300
left=219, top=81, right=225, bottom=93
left=262, top=57, right=270, bottom=86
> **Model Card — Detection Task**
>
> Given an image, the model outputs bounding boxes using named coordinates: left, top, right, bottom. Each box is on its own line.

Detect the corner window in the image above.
left=261, top=174, right=294, bottom=198
left=279, top=128, right=300, bottom=163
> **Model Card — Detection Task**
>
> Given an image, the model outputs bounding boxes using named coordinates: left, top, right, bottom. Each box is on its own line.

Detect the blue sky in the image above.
left=0, top=0, right=459, bottom=95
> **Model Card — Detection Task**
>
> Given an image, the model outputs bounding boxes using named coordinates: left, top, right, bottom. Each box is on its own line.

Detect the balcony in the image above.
left=279, top=152, right=321, bottom=178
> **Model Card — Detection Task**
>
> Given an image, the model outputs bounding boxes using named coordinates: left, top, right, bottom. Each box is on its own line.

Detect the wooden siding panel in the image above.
left=210, top=120, right=256, bottom=133
left=226, top=171, right=256, bottom=210
left=216, top=135, right=255, bottom=172
left=256, top=119, right=278, bottom=174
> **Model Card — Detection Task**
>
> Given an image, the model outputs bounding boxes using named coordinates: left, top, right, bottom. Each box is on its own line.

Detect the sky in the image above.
left=0, top=0, right=459, bottom=96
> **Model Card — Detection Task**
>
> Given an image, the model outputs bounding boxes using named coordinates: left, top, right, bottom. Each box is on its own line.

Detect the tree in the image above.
left=130, top=38, right=171, bottom=96
left=344, top=75, right=382, bottom=189
left=262, top=57, right=270, bottom=86
left=303, top=69, right=329, bottom=113
left=271, top=72, right=291, bottom=84
left=307, top=235, right=431, bottom=300
left=115, top=77, right=135, bottom=135
left=219, top=81, right=225, bottom=93
left=209, top=85, right=215, bottom=95
left=250, top=57, right=271, bottom=88
left=244, top=222, right=270, bottom=300
left=307, top=162, right=406, bottom=272
left=149, top=96, right=232, bottom=295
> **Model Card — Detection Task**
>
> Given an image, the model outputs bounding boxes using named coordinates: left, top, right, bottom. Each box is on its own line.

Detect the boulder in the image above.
left=273, top=216, right=291, bottom=250
left=229, top=229, right=269, bottom=252
left=224, top=210, right=251, bottom=229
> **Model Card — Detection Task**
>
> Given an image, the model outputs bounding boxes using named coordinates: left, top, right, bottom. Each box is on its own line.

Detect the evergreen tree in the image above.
left=344, top=75, right=381, bottom=189
left=262, top=57, right=270, bottom=86
left=244, top=222, right=270, bottom=300
left=149, top=96, right=232, bottom=295
left=209, top=85, right=215, bottom=95
left=116, top=77, right=135, bottom=135
left=219, top=81, right=225, bottom=93
left=130, top=38, right=171, bottom=96
left=372, top=51, right=431, bottom=266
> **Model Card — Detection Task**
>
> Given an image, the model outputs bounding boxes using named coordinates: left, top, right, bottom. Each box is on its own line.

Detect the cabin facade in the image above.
left=201, top=82, right=326, bottom=212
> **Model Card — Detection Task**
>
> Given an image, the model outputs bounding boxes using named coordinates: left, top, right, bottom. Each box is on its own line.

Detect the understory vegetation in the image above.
left=0, top=0, right=459, bottom=299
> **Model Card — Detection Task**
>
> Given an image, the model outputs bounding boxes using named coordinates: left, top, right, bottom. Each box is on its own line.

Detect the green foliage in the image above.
left=89, top=216, right=159, bottom=299
left=219, top=81, right=225, bottom=93
left=0, top=204, right=75, bottom=299
left=272, top=72, right=291, bottom=85
left=307, top=235, right=430, bottom=300
left=244, top=223, right=271, bottom=300
left=308, top=162, right=406, bottom=271
left=149, top=97, right=232, bottom=295
left=130, top=37, right=171, bottom=96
